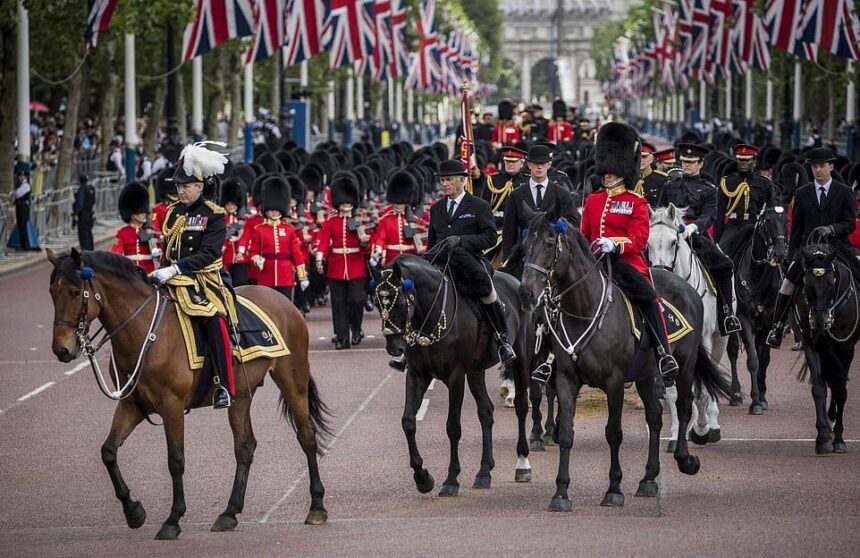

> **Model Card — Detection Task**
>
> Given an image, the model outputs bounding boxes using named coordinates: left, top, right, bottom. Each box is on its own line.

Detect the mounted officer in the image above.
left=634, top=142, right=668, bottom=206
left=478, top=145, right=527, bottom=264
left=766, top=147, right=859, bottom=347
left=657, top=143, right=741, bottom=336
left=150, top=142, right=236, bottom=409
left=427, top=160, right=516, bottom=365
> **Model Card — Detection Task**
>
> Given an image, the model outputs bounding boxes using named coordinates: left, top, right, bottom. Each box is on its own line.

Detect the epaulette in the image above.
left=204, top=200, right=226, bottom=214
left=654, top=169, right=668, bottom=177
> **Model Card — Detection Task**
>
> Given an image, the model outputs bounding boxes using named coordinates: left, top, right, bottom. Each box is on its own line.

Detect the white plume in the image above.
left=180, top=141, right=228, bottom=180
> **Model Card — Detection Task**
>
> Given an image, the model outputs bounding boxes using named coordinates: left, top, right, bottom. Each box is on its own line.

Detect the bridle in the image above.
left=799, top=248, right=859, bottom=342
left=649, top=220, right=707, bottom=296
left=751, top=206, right=787, bottom=267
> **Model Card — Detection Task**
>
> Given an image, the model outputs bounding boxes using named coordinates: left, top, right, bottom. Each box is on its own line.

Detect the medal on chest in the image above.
left=608, top=200, right=634, bottom=215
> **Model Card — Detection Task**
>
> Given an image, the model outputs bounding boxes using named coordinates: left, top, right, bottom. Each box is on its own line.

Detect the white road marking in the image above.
left=259, top=370, right=395, bottom=524
left=64, top=362, right=89, bottom=376
left=428, top=379, right=436, bottom=391
left=660, top=437, right=860, bottom=443
left=310, top=347, right=384, bottom=354
left=17, top=382, right=56, bottom=402
left=317, top=336, right=328, bottom=340
left=416, top=399, right=430, bottom=421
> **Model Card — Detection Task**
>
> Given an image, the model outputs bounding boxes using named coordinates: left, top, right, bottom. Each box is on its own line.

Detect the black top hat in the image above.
left=677, top=143, right=711, bottom=161
left=437, top=159, right=468, bottom=177
left=806, top=147, right=837, bottom=164
left=526, top=145, right=552, bottom=164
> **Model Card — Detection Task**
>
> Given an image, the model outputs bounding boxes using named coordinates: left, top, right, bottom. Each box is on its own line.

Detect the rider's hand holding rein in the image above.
left=596, top=237, right=616, bottom=253
left=151, top=265, right=179, bottom=285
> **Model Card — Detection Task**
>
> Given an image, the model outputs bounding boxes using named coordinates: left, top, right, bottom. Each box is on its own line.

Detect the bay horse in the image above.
left=369, top=254, right=533, bottom=497
left=727, top=204, right=789, bottom=414
left=648, top=205, right=728, bottom=451
left=793, top=241, right=859, bottom=454
left=47, top=248, right=330, bottom=539
left=519, top=212, right=733, bottom=510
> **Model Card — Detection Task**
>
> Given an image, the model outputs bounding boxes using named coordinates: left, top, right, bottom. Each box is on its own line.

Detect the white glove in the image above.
left=683, top=223, right=699, bottom=237
left=596, top=237, right=616, bottom=253
left=150, top=248, right=162, bottom=259
left=151, top=265, right=179, bottom=284
left=252, top=255, right=265, bottom=270
left=369, top=257, right=379, bottom=268
left=300, top=279, right=310, bottom=291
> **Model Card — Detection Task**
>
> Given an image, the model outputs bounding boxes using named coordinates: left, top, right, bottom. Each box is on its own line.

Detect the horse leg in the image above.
left=403, top=371, right=434, bottom=493
left=549, top=370, right=579, bottom=512
left=741, top=319, right=763, bottom=415
left=755, top=332, right=771, bottom=411
left=439, top=373, right=466, bottom=497
left=101, top=398, right=146, bottom=529
left=155, top=403, right=187, bottom=540
left=529, top=380, right=546, bottom=451
left=831, top=378, right=848, bottom=453
left=600, top=380, right=625, bottom=507
left=673, top=365, right=700, bottom=476
left=544, top=381, right=558, bottom=446
left=512, top=359, right=532, bottom=482
left=726, top=332, right=743, bottom=405
left=804, top=349, right=833, bottom=454
left=212, top=392, right=257, bottom=532
left=634, top=375, right=662, bottom=498
left=664, top=383, right=679, bottom=453
left=689, top=387, right=711, bottom=445
left=705, top=393, right=721, bottom=443
left=467, top=371, right=496, bottom=489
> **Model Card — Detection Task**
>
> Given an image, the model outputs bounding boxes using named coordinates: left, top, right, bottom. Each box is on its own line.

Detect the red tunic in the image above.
left=316, top=215, right=368, bottom=280
left=111, top=225, right=155, bottom=274
left=849, top=201, right=860, bottom=251
left=151, top=202, right=170, bottom=234
left=491, top=122, right=522, bottom=145
left=247, top=220, right=306, bottom=287
left=239, top=212, right=264, bottom=280
left=222, top=212, right=241, bottom=266
left=547, top=121, right=573, bottom=143
left=580, top=185, right=650, bottom=276
left=370, top=212, right=424, bottom=266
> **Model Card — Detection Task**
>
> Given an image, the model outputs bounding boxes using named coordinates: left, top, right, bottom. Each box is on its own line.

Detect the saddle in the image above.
left=620, top=293, right=694, bottom=382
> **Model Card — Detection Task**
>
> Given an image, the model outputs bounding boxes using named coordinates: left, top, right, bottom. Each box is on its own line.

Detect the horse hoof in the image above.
left=473, top=475, right=492, bottom=489
left=708, top=429, right=721, bottom=444
left=415, top=471, right=435, bottom=494
left=635, top=480, right=658, bottom=498
left=155, top=523, right=181, bottom=540
left=504, top=397, right=515, bottom=408
left=760, top=399, right=769, bottom=411
left=728, top=396, right=741, bottom=407
left=124, top=501, right=146, bottom=529
left=210, top=514, right=238, bottom=532
left=677, top=455, right=701, bottom=476
left=833, top=441, right=848, bottom=454
left=530, top=439, right=546, bottom=452
left=548, top=495, right=572, bottom=512
left=438, top=483, right=459, bottom=497
left=600, top=492, right=625, bottom=507
left=304, top=509, right=328, bottom=525
left=689, top=429, right=709, bottom=446
left=749, top=404, right=764, bottom=416
left=665, top=440, right=677, bottom=453
left=542, top=432, right=556, bottom=446
left=515, top=468, right=532, bottom=483
left=815, top=440, right=834, bottom=455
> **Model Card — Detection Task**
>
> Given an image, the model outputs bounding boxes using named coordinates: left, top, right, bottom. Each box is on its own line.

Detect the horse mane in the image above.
left=526, top=211, right=595, bottom=263
left=51, top=250, right=152, bottom=286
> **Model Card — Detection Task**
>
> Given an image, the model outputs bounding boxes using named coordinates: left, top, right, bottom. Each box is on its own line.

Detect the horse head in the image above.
left=647, top=204, right=685, bottom=272
left=800, top=243, right=838, bottom=335
left=47, top=248, right=103, bottom=362
left=756, top=204, right=789, bottom=266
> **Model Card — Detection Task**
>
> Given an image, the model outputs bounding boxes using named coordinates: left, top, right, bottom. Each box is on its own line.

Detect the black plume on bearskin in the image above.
left=386, top=170, right=416, bottom=204
left=594, top=122, right=641, bottom=190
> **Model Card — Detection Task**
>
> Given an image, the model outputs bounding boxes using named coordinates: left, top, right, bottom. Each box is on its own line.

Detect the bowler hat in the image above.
left=437, top=160, right=468, bottom=177
left=526, top=145, right=552, bottom=164
left=806, top=147, right=837, bottom=164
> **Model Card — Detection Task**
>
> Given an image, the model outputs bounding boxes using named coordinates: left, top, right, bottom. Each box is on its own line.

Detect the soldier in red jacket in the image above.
left=248, top=176, right=309, bottom=300
left=219, top=177, right=246, bottom=284
left=112, top=181, right=157, bottom=274
left=370, top=170, right=426, bottom=267
left=236, top=174, right=267, bottom=284
left=316, top=173, right=369, bottom=349
left=491, top=100, right=521, bottom=148
left=580, top=122, right=679, bottom=381
left=547, top=99, right=573, bottom=144
left=150, top=168, right=176, bottom=244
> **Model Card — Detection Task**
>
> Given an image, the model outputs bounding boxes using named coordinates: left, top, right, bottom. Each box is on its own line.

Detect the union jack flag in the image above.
left=687, top=0, right=714, bottom=82
left=182, top=0, right=255, bottom=63
left=323, top=0, right=375, bottom=69
left=405, top=0, right=441, bottom=92
left=797, top=0, right=860, bottom=61
left=388, top=0, right=409, bottom=78
left=283, top=0, right=326, bottom=67
left=764, top=0, right=818, bottom=62
left=245, top=0, right=286, bottom=64
left=359, top=1, right=390, bottom=79
left=707, top=0, right=734, bottom=80
left=728, top=0, right=771, bottom=73
left=85, top=0, right=118, bottom=50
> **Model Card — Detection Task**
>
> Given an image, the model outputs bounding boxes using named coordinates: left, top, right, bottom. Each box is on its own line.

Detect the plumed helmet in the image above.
left=260, top=175, right=291, bottom=215
left=172, top=141, right=228, bottom=184
left=593, top=122, right=641, bottom=190
left=386, top=170, right=416, bottom=204
left=299, top=164, right=325, bottom=195
left=220, top=177, right=245, bottom=208
left=118, top=181, right=150, bottom=223
left=330, top=171, right=361, bottom=209
left=498, top=100, right=515, bottom=121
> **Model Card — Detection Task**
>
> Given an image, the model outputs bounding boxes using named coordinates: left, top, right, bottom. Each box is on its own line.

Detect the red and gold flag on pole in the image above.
left=459, top=81, right=474, bottom=194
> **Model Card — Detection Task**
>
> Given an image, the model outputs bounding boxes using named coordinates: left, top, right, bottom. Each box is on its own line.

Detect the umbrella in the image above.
left=30, top=101, right=49, bottom=113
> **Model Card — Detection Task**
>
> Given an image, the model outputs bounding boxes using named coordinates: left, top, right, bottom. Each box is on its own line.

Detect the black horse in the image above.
left=793, top=242, right=859, bottom=454
left=726, top=204, right=789, bottom=414
left=369, top=254, right=533, bottom=497
left=519, top=212, right=733, bottom=510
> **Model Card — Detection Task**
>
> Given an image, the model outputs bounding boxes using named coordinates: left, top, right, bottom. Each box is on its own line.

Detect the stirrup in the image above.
left=659, top=354, right=679, bottom=384
left=723, top=315, right=742, bottom=334
left=765, top=326, right=784, bottom=348
left=531, top=362, right=552, bottom=384
left=213, top=385, right=232, bottom=409
left=497, top=339, right=516, bottom=366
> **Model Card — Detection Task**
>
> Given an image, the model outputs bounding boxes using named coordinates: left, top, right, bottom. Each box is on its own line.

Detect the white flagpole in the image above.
left=124, top=33, right=137, bottom=183
left=16, top=0, right=30, bottom=169
left=192, top=56, right=203, bottom=139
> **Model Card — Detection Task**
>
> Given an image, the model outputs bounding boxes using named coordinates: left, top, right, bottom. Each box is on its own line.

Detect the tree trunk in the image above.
left=51, top=59, right=86, bottom=233
left=205, top=49, right=225, bottom=139
left=143, top=78, right=165, bottom=156
left=177, top=67, right=188, bottom=142
left=99, top=40, right=120, bottom=171
left=0, top=21, right=17, bottom=196
left=827, top=78, right=836, bottom=141
left=228, top=52, right=241, bottom=148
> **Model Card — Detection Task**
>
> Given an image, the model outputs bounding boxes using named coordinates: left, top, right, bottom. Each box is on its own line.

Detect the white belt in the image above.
left=332, top=247, right=360, bottom=254
left=127, top=254, right=152, bottom=261
left=386, top=244, right=413, bottom=251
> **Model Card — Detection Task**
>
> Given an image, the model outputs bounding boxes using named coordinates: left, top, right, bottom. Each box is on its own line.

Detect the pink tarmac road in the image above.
left=0, top=258, right=858, bottom=557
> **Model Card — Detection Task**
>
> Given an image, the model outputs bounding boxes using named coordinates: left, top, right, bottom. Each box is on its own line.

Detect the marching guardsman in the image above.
left=580, top=122, right=679, bottom=381
left=112, top=181, right=158, bottom=273
left=657, top=143, right=740, bottom=335
left=714, top=144, right=775, bottom=256
left=220, top=177, right=246, bottom=284
left=286, top=173, right=315, bottom=314
left=236, top=176, right=267, bottom=285
left=525, top=104, right=548, bottom=141
left=577, top=118, right=593, bottom=142
left=248, top=176, right=309, bottom=301
left=370, top=170, right=425, bottom=267
left=547, top=100, right=573, bottom=144
left=634, top=142, right=668, bottom=206
left=151, top=167, right=179, bottom=240
left=151, top=142, right=236, bottom=409
left=653, top=148, right=676, bottom=173
left=316, top=173, right=369, bottom=350
left=491, top=100, right=521, bottom=149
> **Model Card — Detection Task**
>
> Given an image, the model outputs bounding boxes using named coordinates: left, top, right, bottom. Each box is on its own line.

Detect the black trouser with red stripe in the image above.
left=203, top=316, right=234, bottom=396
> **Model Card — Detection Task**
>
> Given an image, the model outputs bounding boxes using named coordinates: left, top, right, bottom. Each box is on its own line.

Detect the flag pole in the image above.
left=460, top=81, right=474, bottom=194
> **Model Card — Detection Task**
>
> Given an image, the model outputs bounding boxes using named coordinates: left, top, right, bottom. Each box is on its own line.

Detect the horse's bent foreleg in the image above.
left=635, top=375, right=662, bottom=498
left=548, top=368, right=578, bottom=512
left=403, top=371, right=433, bottom=493
left=466, top=371, right=495, bottom=488
left=155, top=403, right=187, bottom=540
left=102, top=398, right=146, bottom=529
left=544, top=381, right=558, bottom=445
left=212, top=392, right=257, bottom=532
left=439, top=374, right=466, bottom=497
left=529, top=380, right=546, bottom=451
left=601, top=379, right=625, bottom=507
left=673, top=368, right=701, bottom=476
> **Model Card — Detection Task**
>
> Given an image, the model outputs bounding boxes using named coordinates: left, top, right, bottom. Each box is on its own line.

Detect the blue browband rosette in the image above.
left=678, top=223, right=686, bottom=234
left=402, top=279, right=415, bottom=292
left=553, top=220, right=568, bottom=234
left=368, top=278, right=377, bottom=290
left=78, top=267, right=95, bottom=280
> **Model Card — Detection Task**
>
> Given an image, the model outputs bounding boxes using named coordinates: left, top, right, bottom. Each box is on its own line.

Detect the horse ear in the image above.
left=46, top=249, right=59, bottom=266
left=523, top=203, right=535, bottom=222
left=667, top=203, right=676, bottom=222
left=70, top=247, right=82, bottom=268
left=369, top=260, right=383, bottom=284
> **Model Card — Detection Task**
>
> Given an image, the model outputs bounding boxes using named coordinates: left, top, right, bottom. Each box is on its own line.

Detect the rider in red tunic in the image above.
left=112, top=181, right=157, bottom=274
left=580, top=122, right=679, bottom=380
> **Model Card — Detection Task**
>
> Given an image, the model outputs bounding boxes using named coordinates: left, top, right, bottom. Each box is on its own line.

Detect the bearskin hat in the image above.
left=780, top=162, right=807, bottom=201
left=848, top=164, right=860, bottom=190
left=354, top=165, right=381, bottom=196
left=498, top=100, right=515, bottom=121
left=757, top=146, right=782, bottom=171
left=118, top=181, right=150, bottom=223
left=286, top=173, right=307, bottom=203
left=251, top=172, right=275, bottom=208
left=299, top=164, right=324, bottom=195
left=275, top=149, right=299, bottom=174
left=255, top=151, right=284, bottom=174
left=220, top=177, right=245, bottom=208
left=260, top=176, right=291, bottom=215
left=203, top=175, right=220, bottom=200
left=552, top=99, right=567, bottom=120
left=594, top=122, right=641, bottom=190
left=386, top=170, right=416, bottom=204
left=431, top=142, right=449, bottom=161
left=307, top=150, right=337, bottom=181
left=155, top=167, right=176, bottom=202
left=330, top=171, right=361, bottom=209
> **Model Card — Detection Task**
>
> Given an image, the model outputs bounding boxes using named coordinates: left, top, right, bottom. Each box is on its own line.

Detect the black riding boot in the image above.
left=766, top=292, right=794, bottom=348
left=642, top=300, right=679, bottom=384
left=715, top=273, right=741, bottom=335
left=483, top=300, right=516, bottom=365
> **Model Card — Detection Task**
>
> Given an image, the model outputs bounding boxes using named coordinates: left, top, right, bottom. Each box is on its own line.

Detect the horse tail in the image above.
left=278, top=375, right=335, bottom=455
left=693, top=342, right=734, bottom=401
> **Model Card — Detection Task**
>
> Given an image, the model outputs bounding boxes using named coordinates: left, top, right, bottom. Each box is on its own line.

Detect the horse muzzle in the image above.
left=385, top=336, right=405, bottom=357
left=53, top=343, right=79, bottom=363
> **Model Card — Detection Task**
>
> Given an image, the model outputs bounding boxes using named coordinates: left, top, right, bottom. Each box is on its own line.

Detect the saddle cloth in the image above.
left=621, top=293, right=694, bottom=345
left=176, top=295, right=290, bottom=371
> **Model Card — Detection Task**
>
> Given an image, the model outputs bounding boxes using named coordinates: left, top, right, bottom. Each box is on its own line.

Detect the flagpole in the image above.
left=847, top=61, right=855, bottom=160
left=744, top=65, right=753, bottom=142
left=725, top=73, right=732, bottom=123
left=407, top=88, right=414, bottom=141
left=387, top=76, right=395, bottom=126
left=124, top=33, right=137, bottom=183
left=356, top=64, right=365, bottom=121
left=765, top=74, right=773, bottom=122
left=192, top=56, right=203, bottom=141
left=395, top=80, right=403, bottom=139
left=792, top=62, right=802, bottom=150
left=346, top=72, right=354, bottom=146
left=327, top=80, right=335, bottom=141
left=16, top=0, right=30, bottom=172
left=244, top=63, right=253, bottom=163
left=699, top=80, right=707, bottom=126
left=460, top=81, right=473, bottom=193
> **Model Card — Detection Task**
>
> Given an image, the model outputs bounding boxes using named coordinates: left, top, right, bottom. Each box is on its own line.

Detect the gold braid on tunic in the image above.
left=484, top=175, right=513, bottom=213
left=720, top=177, right=750, bottom=220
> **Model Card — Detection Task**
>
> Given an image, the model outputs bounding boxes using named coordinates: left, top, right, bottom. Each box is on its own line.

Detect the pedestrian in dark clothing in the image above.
left=11, top=169, right=32, bottom=251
